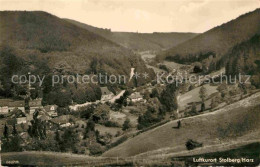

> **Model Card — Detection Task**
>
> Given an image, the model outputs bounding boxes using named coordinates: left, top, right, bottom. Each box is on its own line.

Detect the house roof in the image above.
left=44, top=105, right=58, bottom=112
left=129, top=92, right=142, bottom=99
left=0, top=99, right=25, bottom=107
left=29, top=98, right=42, bottom=107
left=9, top=101, right=25, bottom=107
left=0, top=99, right=13, bottom=106
left=17, top=117, right=27, bottom=121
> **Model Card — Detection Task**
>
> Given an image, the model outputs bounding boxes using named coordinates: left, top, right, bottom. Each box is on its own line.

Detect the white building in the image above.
left=127, top=92, right=144, bottom=103
left=17, top=117, right=27, bottom=124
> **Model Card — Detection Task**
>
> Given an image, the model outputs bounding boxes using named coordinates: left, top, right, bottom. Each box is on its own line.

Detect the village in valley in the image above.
left=0, top=50, right=258, bottom=159
left=0, top=7, right=260, bottom=166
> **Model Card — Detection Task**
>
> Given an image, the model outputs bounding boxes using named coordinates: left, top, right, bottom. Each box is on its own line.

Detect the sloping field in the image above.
left=179, top=84, right=218, bottom=110
left=1, top=151, right=130, bottom=166
left=2, top=141, right=259, bottom=166
left=103, top=92, right=260, bottom=157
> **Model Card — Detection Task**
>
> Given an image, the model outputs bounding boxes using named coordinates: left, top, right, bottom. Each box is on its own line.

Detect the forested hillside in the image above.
left=224, top=35, right=260, bottom=88
left=158, top=8, right=260, bottom=65
left=0, top=11, right=153, bottom=105
left=65, top=19, right=198, bottom=52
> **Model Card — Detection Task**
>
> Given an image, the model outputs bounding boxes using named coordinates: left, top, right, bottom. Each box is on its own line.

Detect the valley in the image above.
left=1, top=7, right=260, bottom=167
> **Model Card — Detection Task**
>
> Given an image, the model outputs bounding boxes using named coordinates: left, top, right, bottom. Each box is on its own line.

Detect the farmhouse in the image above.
left=44, top=105, right=58, bottom=117
left=127, top=92, right=144, bottom=103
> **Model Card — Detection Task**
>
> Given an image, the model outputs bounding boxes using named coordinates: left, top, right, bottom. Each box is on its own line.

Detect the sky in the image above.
left=0, top=0, right=259, bottom=33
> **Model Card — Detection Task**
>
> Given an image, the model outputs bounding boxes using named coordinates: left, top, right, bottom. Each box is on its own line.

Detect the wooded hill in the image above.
left=158, top=8, right=260, bottom=65
left=0, top=11, right=150, bottom=76
left=65, top=19, right=198, bottom=52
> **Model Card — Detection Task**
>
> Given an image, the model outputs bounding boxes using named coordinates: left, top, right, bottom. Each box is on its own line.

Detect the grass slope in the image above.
left=172, top=142, right=260, bottom=166
left=2, top=142, right=259, bottom=166
left=103, top=92, right=260, bottom=157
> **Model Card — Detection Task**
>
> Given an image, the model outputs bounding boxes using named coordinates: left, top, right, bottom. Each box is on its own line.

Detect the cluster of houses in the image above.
left=0, top=99, right=25, bottom=114
left=0, top=98, right=58, bottom=117
left=69, top=87, right=146, bottom=111
left=0, top=86, right=147, bottom=137
left=0, top=97, right=59, bottom=136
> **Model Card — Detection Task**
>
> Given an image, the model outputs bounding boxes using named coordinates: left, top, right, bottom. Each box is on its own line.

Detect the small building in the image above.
left=29, top=98, right=43, bottom=114
left=17, top=117, right=27, bottom=124
left=44, top=105, right=58, bottom=117
left=75, top=120, right=86, bottom=128
left=100, top=87, right=113, bottom=102
left=50, top=115, right=76, bottom=127
left=127, top=92, right=144, bottom=103
left=60, top=122, right=72, bottom=128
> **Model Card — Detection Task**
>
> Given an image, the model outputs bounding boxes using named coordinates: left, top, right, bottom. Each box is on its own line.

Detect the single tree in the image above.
left=122, top=118, right=131, bottom=131
left=199, top=86, right=207, bottom=102
left=199, top=86, right=207, bottom=112
left=210, top=97, right=217, bottom=109
left=190, top=102, right=198, bottom=115
left=3, top=124, right=8, bottom=139
left=201, top=102, right=205, bottom=112
left=12, top=124, right=17, bottom=136
left=177, top=120, right=181, bottom=129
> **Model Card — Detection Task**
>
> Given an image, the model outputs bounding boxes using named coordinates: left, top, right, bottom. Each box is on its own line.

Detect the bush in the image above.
left=185, top=139, right=203, bottom=150
left=103, top=120, right=120, bottom=127
left=114, top=131, right=121, bottom=137
left=122, top=118, right=131, bottom=131
left=89, top=143, right=105, bottom=155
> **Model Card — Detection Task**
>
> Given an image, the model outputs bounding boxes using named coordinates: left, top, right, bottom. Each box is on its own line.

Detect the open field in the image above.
left=102, top=92, right=260, bottom=157
left=2, top=141, right=259, bottom=166
left=179, top=84, right=218, bottom=110
left=1, top=151, right=124, bottom=166
left=162, top=61, right=186, bottom=71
